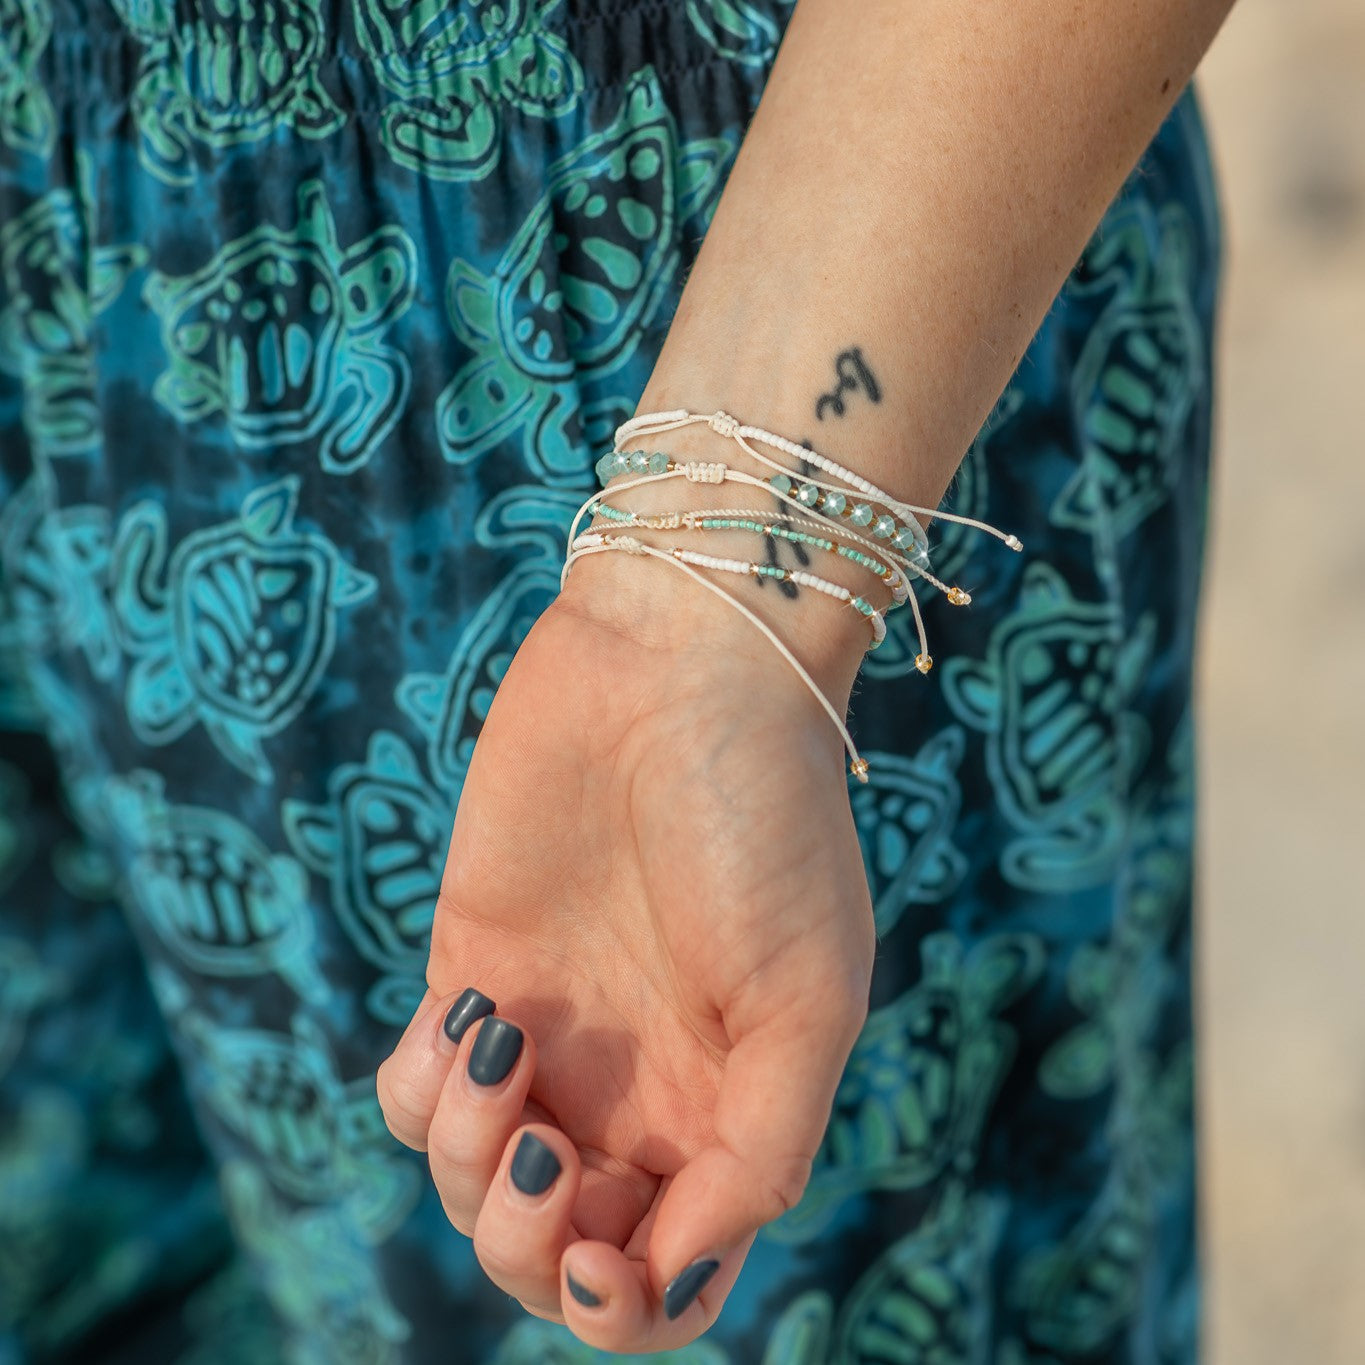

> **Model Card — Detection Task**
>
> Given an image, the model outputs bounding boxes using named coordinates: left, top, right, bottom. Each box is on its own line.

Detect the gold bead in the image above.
left=849, top=756, right=870, bottom=782
left=946, top=586, right=971, bottom=606
left=915, top=653, right=934, bottom=674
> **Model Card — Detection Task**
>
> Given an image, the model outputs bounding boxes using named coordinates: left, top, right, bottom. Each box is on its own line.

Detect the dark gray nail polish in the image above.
left=509, top=1133, right=560, bottom=1196
left=663, top=1258, right=719, bottom=1320
left=467, top=1017, right=523, bottom=1086
left=566, top=1273, right=601, bottom=1308
left=443, top=988, right=495, bottom=1045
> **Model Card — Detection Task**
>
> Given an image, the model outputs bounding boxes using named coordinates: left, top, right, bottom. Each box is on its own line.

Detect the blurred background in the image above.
left=1196, top=1, right=1365, bottom=1361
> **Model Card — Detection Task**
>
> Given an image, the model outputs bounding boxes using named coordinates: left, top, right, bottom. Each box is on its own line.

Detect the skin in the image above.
left=377, top=0, right=1239, bottom=1351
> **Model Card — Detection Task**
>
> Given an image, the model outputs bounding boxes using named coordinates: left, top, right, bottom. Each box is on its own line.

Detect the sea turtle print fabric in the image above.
left=0, top=1, right=1222, bottom=1361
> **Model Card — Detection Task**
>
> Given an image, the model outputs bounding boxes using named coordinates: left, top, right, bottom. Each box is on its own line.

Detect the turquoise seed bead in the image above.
left=797, top=483, right=821, bottom=506
left=850, top=503, right=874, bottom=526
left=852, top=597, right=874, bottom=616
left=770, top=473, right=792, bottom=495
left=821, top=491, right=847, bottom=516
left=648, top=450, right=669, bottom=474
left=873, top=515, right=897, bottom=539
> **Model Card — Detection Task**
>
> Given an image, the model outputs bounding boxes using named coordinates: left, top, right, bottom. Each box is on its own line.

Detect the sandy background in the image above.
left=1195, top=1, right=1365, bottom=1361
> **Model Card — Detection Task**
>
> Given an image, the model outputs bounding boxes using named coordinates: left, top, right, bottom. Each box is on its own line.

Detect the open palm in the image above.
left=377, top=582, right=876, bottom=1353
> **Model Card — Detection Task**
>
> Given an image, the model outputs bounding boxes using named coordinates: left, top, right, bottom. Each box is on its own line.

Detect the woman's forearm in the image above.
left=642, top=0, right=1235, bottom=480
left=563, top=0, right=1237, bottom=705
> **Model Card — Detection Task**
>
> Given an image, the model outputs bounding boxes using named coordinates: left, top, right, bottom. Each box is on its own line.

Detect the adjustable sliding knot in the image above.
left=708, top=411, right=740, bottom=439
left=684, top=461, right=727, bottom=484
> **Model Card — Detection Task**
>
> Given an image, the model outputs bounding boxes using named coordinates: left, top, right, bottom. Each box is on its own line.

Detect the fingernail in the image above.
left=566, top=1272, right=602, bottom=1308
left=468, top=1017, right=523, bottom=1086
left=443, top=988, right=495, bottom=1045
left=663, top=1258, right=719, bottom=1320
left=509, top=1133, right=560, bottom=1196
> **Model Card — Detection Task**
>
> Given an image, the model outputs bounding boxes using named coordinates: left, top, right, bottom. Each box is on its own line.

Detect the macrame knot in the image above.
left=683, top=461, right=727, bottom=484
left=614, top=535, right=648, bottom=555
left=708, top=411, right=740, bottom=439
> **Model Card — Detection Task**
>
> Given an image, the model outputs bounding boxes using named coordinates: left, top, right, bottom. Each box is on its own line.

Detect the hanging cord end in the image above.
left=849, top=755, right=870, bottom=783
left=915, top=653, right=934, bottom=674
left=1005, top=534, right=1023, bottom=552
left=946, top=586, right=971, bottom=606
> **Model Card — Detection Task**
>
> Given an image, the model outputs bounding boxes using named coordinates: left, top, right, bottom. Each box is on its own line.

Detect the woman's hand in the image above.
left=376, top=543, right=877, bottom=1352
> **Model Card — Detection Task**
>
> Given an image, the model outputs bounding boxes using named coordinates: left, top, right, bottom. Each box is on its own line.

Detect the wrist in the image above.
left=560, top=435, right=875, bottom=715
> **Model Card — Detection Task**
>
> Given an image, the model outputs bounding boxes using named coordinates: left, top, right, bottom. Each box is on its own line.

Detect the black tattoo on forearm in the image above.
left=814, top=346, right=882, bottom=421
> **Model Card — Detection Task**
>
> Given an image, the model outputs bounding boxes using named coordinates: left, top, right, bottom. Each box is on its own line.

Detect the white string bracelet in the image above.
left=568, top=461, right=944, bottom=597
left=564, top=532, right=874, bottom=783
left=613, top=408, right=1025, bottom=554
left=565, top=461, right=972, bottom=667
left=598, top=446, right=934, bottom=568
left=584, top=499, right=917, bottom=606
left=570, top=529, right=890, bottom=650
left=561, top=409, right=1028, bottom=783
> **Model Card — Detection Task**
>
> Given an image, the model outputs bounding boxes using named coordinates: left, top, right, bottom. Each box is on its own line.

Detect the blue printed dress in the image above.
left=0, top=2, right=1222, bottom=1361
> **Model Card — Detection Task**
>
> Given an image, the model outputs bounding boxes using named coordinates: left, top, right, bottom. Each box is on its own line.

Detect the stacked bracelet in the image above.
left=585, top=501, right=917, bottom=607
left=613, top=409, right=1023, bottom=554
left=563, top=408, right=1025, bottom=784
left=599, top=448, right=932, bottom=573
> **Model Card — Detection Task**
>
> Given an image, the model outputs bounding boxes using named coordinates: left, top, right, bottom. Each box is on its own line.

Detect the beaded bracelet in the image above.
left=599, top=447, right=931, bottom=568
left=571, top=528, right=890, bottom=649
left=562, top=408, right=1025, bottom=784
left=564, top=531, right=875, bottom=782
left=568, top=459, right=957, bottom=667
left=613, top=409, right=1024, bottom=555
left=584, top=500, right=919, bottom=607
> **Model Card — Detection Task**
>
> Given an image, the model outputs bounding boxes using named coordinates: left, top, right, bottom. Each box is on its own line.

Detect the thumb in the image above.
left=644, top=978, right=870, bottom=1322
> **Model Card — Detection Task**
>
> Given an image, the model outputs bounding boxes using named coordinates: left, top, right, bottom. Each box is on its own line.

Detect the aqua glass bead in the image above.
left=611, top=450, right=629, bottom=474
left=629, top=450, right=649, bottom=472
left=872, top=514, right=897, bottom=539
left=903, top=543, right=932, bottom=574
left=648, top=450, right=669, bottom=474
left=850, top=502, right=875, bottom=526
left=797, top=483, right=821, bottom=506
left=891, top=524, right=922, bottom=550
left=821, top=491, right=847, bottom=516
left=770, top=473, right=792, bottom=495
